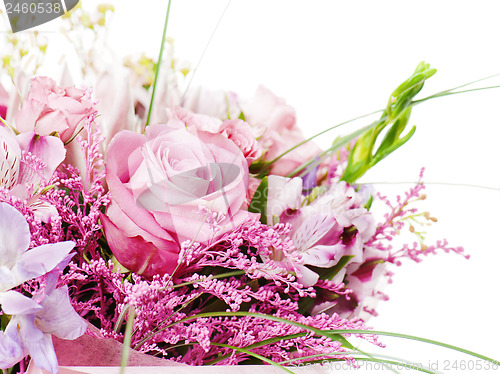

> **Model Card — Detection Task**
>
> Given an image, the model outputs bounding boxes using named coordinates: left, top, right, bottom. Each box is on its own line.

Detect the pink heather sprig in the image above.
left=62, top=247, right=381, bottom=366
left=43, top=116, right=110, bottom=262
left=366, top=168, right=467, bottom=265
left=77, top=112, right=106, bottom=193
left=181, top=217, right=311, bottom=295
left=0, top=188, right=65, bottom=247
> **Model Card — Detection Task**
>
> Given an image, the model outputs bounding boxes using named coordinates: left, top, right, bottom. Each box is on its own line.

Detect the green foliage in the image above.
left=341, top=62, right=436, bottom=184
left=248, top=176, right=269, bottom=224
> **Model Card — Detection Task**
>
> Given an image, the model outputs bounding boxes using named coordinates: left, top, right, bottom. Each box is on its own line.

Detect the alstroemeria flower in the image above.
left=0, top=202, right=75, bottom=292
left=0, top=285, right=87, bottom=373
left=264, top=176, right=376, bottom=287
left=0, top=127, right=66, bottom=221
left=0, top=202, right=82, bottom=372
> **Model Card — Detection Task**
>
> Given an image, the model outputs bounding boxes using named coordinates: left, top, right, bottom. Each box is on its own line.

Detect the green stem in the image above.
left=145, top=0, right=173, bottom=128
left=120, top=305, right=136, bottom=374
left=206, top=332, right=308, bottom=365
left=258, top=109, right=383, bottom=178
left=161, top=312, right=499, bottom=365
left=413, top=85, right=500, bottom=105
left=361, top=181, right=500, bottom=191
left=210, top=342, right=295, bottom=373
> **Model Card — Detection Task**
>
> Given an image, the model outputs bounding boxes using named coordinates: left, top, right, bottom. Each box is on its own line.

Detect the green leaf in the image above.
left=248, top=176, right=269, bottom=224
left=307, top=255, right=355, bottom=281
left=364, top=195, right=373, bottom=210
left=145, top=1, right=173, bottom=128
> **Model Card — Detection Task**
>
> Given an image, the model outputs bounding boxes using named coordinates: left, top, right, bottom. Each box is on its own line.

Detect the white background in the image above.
left=2, top=1, right=500, bottom=372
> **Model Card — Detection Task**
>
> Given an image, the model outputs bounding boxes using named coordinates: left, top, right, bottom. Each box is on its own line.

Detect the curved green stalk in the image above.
left=361, top=181, right=500, bottom=191
left=210, top=342, right=295, bottom=373
left=206, top=332, right=308, bottom=365
left=160, top=311, right=499, bottom=365
left=145, top=0, right=172, bottom=128
left=257, top=109, right=383, bottom=178
left=120, top=305, right=136, bottom=374
left=412, top=85, right=500, bottom=105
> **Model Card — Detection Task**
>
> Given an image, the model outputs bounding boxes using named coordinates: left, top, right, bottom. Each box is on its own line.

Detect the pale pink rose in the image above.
left=171, top=107, right=221, bottom=133
left=241, top=86, right=321, bottom=176
left=263, top=129, right=322, bottom=176
left=103, top=123, right=252, bottom=277
left=14, top=77, right=97, bottom=143
left=219, top=119, right=262, bottom=166
left=170, top=109, right=261, bottom=167
left=242, top=85, right=296, bottom=132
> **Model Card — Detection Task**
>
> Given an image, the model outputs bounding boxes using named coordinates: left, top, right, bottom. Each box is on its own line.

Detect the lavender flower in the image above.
left=0, top=202, right=85, bottom=372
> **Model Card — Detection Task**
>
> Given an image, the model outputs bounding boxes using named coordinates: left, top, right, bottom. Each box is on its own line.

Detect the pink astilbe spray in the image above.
left=367, top=168, right=468, bottom=264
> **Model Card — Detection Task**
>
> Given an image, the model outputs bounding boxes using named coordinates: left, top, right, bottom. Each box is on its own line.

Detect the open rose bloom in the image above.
left=102, top=120, right=253, bottom=277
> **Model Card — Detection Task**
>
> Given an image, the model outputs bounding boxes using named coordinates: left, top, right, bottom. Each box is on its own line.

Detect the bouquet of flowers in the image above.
left=0, top=2, right=498, bottom=373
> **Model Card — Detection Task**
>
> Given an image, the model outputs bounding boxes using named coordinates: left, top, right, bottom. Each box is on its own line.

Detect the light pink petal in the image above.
left=17, top=132, right=66, bottom=187
left=291, top=211, right=336, bottom=252
left=266, top=175, right=303, bottom=224
left=33, top=110, right=70, bottom=136
left=28, top=199, right=59, bottom=223
left=14, top=99, right=45, bottom=133
left=295, top=264, right=319, bottom=287
left=95, top=68, right=135, bottom=143
left=302, top=244, right=343, bottom=268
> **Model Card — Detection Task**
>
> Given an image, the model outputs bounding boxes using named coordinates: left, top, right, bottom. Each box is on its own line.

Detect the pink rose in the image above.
left=263, top=129, right=322, bottom=176
left=102, top=123, right=251, bottom=277
left=242, top=85, right=296, bottom=132
left=219, top=119, right=262, bottom=166
left=242, top=86, right=321, bottom=176
left=14, top=77, right=96, bottom=143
